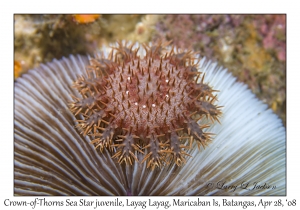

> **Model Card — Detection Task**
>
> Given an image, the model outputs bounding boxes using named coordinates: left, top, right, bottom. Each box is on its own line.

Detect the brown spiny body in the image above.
left=69, top=41, right=222, bottom=169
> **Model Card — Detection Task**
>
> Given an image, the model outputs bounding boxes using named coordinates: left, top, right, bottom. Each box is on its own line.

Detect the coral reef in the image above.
left=14, top=14, right=156, bottom=78
left=154, top=15, right=286, bottom=125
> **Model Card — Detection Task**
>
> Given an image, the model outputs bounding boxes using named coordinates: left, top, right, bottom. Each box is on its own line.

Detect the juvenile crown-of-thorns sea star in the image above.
left=69, top=41, right=222, bottom=169
left=14, top=41, right=285, bottom=195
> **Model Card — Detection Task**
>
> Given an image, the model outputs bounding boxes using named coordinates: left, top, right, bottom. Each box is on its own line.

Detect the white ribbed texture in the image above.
left=14, top=49, right=285, bottom=195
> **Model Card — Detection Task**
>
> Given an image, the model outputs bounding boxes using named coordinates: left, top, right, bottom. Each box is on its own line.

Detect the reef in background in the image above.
left=14, top=14, right=285, bottom=125
left=154, top=15, right=286, bottom=126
